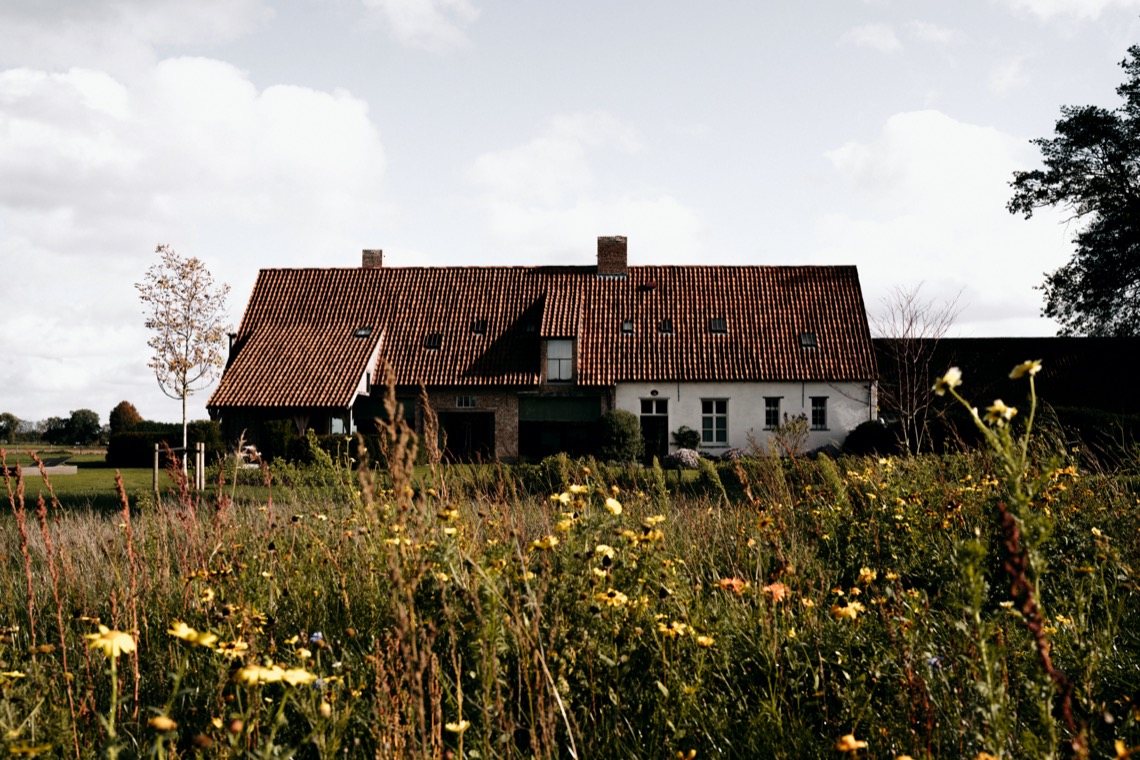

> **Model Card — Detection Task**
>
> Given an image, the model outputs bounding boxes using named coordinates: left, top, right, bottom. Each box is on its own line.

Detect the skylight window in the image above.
left=423, top=332, right=442, bottom=350
left=471, top=318, right=488, bottom=335
left=621, top=319, right=634, bottom=334
left=800, top=331, right=818, bottom=349
left=659, top=318, right=673, bottom=334
left=709, top=317, right=728, bottom=334
left=353, top=326, right=373, bottom=338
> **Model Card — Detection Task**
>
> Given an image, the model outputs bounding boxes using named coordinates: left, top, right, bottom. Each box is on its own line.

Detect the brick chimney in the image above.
left=362, top=249, right=383, bottom=268
left=597, top=236, right=627, bottom=278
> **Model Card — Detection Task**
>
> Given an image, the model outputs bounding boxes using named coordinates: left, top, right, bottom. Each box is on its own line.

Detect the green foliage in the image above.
left=672, top=425, right=700, bottom=450
left=597, top=409, right=644, bottom=462
left=3, top=365, right=1140, bottom=758
left=105, top=420, right=223, bottom=467
left=1009, top=44, right=1140, bottom=335
left=0, top=412, right=18, bottom=444
left=68, top=408, right=102, bottom=445
left=696, top=456, right=728, bottom=502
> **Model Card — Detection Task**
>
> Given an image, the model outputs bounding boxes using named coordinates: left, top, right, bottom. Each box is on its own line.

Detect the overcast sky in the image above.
left=2, top=0, right=1138, bottom=425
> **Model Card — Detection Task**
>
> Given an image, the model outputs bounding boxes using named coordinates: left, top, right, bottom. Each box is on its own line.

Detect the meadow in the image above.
left=1, top=371, right=1138, bottom=759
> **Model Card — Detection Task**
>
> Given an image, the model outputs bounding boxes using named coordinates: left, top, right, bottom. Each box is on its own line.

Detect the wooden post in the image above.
left=153, top=443, right=159, bottom=499
left=197, top=442, right=205, bottom=491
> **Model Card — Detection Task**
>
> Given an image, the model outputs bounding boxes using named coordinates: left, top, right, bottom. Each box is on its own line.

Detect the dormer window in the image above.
left=471, top=319, right=488, bottom=335
left=546, top=339, right=574, bottom=381
left=709, top=317, right=728, bottom=334
left=621, top=320, right=634, bottom=334
left=423, top=332, right=442, bottom=350
left=800, top=331, right=818, bottom=349
left=659, top=318, right=673, bottom=334
left=353, top=326, right=373, bottom=338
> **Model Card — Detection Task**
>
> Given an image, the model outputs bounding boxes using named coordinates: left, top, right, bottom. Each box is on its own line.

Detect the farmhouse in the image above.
left=207, top=237, right=878, bottom=461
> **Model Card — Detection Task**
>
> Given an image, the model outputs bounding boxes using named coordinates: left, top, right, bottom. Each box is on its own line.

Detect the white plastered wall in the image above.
left=614, top=381, right=876, bottom=453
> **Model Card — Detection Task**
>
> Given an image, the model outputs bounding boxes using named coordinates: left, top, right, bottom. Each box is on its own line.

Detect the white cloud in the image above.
left=842, top=23, right=902, bottom=53
left=0, top=57, right=389, bottom=421
left=819, top=110, right=1072, bottom=336
left=997, top=0, right=1140, bottom=20
left=988, top=56, right=1032, bottom=93
left=909, top=21, right=957, bottom=44
left=0, top=0, right=271, bottom=72
left=359, top=0, right=479, bottom=51
left=466, top=112, right=702, bottom=264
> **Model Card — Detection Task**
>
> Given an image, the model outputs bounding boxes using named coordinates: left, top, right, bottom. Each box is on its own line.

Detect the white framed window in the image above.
left=701, top=398, right=728, bottom=445
left=764, top=397, right=781, bottom=429
left=546, top=339, right=574, bottom=381
left=457, top=395, right=476, bottom=409
left=811, top=397, right=828, bottom=430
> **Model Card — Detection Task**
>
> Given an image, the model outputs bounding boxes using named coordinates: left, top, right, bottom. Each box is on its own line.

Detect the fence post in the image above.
left=153, top=443, right=159, bottom=499
left=197, top=442, right=205, bottom=491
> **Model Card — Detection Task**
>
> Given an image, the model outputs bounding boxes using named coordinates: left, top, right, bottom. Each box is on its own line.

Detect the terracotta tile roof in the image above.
left=209, top=265, right=876, bottom=410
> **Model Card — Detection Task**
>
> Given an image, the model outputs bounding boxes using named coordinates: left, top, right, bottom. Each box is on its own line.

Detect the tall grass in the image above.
left=0, top=376, right=1138, bottom=758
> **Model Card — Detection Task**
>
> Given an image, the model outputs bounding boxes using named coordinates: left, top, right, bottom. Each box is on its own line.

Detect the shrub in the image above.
left=696, top=456, right=728, bottom=502
left=672, top=425, right=700, bottom=449
left=596, top=409, right=644, bottom=463
left=664, top=447, right=701, bottom=469
left=843, top=419, right=901, bottom=456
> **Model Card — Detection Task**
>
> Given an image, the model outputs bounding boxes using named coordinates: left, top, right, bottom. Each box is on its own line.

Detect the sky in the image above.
left=2, top=0, right=1139, bottom=426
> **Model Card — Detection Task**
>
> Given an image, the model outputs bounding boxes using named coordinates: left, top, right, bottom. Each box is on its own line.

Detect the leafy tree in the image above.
left=135, top=244, right=230, bottom=459
left=1009, top=45, right=1140, bottom=335
left=0, top=412, right=18, bottom=444
left=68, top=409, right=101, bottom=445
left=109, top=401, right=143, bottom=435
left=42, top=417, right=69, bottom=445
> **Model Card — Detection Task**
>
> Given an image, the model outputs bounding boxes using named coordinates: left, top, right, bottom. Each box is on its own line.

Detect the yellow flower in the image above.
left=295, top=647, right=312, bottom=660
left=695, top=635, right=715, bottom=648
left=217, top=640, right=249, bottom=658
left=595, top=588, right=629, bottom=607
left=830, top=601, right=866, bottom=621
left=569, top=484, right=588, bottom=495
left=555, top=518, right=574, bottom=532
left=1009, top=359, right=1042, bottom=379
left=531, top=535, right=559, bottom=551
left=932, top=367, right=962, bottom=396
left=551, top=492, right=572, bottom=506
left=594, top=544, right=616, bottom=560
left=835, top=733, right=867, bottom=752
left=984, top=399, right=1017, bottom=425
left=167, top=621, right=218, bottom=649
left=445, top=720, right=470, bottom=734
left=282, top=668, right=317, bottom=686
left=604, top=497, right=623, bottom=515
left=857, top=567, right=877, bottom=585
left=148, top=715, right=178, bottom=732
left=86, top=626, right=136, bottom=659
left=657, top=620, right=691, bottom=638
left=643, top=514, right=666, bottom=528
left=235, top=664, right=285, bottom=684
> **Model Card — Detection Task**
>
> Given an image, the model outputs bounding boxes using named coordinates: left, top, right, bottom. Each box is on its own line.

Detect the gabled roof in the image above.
left=209, top=264, right=876, bottom=410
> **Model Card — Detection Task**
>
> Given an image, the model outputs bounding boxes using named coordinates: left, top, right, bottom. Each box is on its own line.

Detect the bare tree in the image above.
left=135, top=245, right=230, bottom=460
left=872, top=284, right=963, bottom=454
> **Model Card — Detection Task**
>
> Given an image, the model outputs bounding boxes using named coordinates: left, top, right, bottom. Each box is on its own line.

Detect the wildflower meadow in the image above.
left=1, top=365, right=1138, bottom=758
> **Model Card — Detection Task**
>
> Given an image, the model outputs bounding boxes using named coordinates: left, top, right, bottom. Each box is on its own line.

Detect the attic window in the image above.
left=709, top=317, right=728, bottom=334
left=471, top=319, right=488, bottom=335
left=621, top=319, right=634, bottom=334
left=423, top=332, right=442, bottom=350
left=353, top=326, right=373, bottom=338
left=800, top=331, right=818, bottom=349
left=659, top=318, right=673, bottom=334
